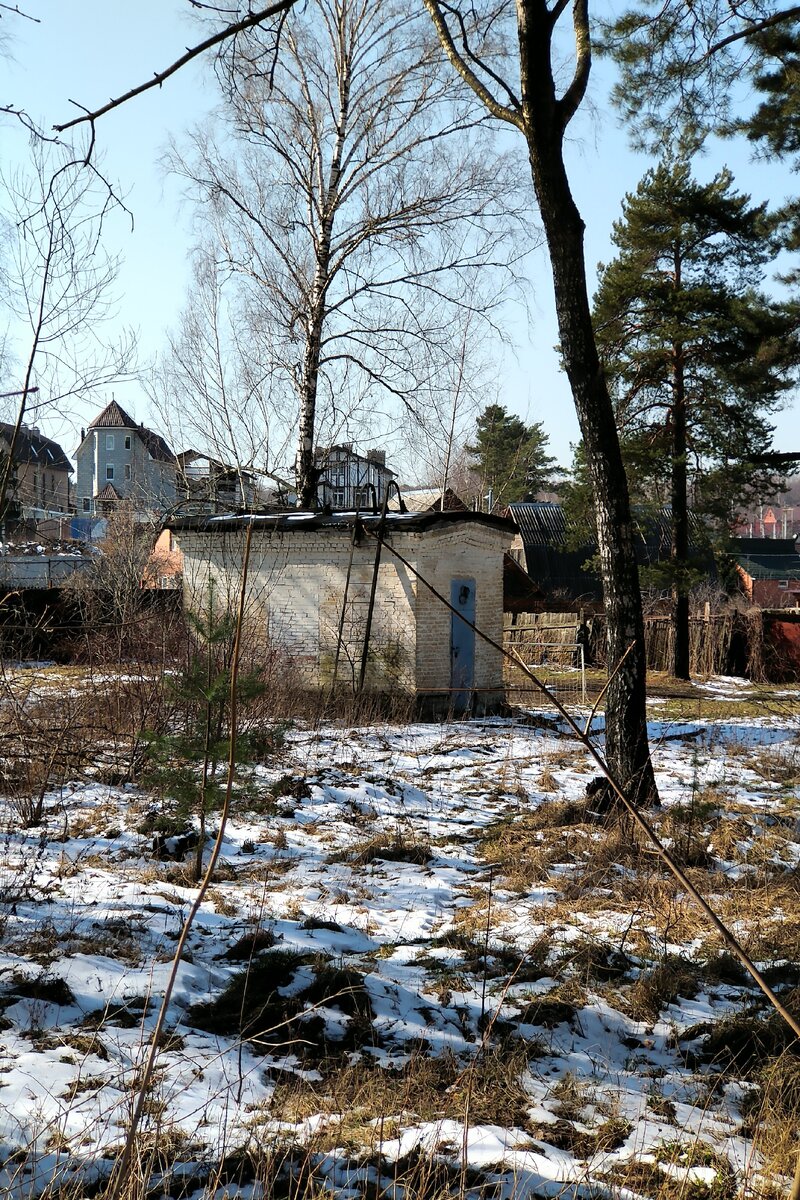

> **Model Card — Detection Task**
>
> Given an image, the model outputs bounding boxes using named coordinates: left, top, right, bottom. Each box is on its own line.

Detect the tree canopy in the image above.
left=467, top=403, right=559, bottom=509
left=593, top=159, right=800, bottom=674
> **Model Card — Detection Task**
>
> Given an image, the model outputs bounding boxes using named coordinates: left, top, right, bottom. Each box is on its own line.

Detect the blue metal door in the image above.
left=450, top=578, right=476, bottom=712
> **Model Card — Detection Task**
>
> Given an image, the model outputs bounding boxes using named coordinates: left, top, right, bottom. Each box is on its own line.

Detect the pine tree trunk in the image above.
left=517, top=0, right=657, bottom=804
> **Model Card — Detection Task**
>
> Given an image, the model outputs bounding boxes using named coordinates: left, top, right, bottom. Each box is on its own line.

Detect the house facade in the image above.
left=315, top=445, right=395, bottom=510
left=176, top=451, right=258, bottom=513
left=735, top=537, right=800, bottom=607
left=75, top=400, right=176, bottom=519
left=0, top=422, right=72, bottom=521
left=169, top=510, right=514, bottom=713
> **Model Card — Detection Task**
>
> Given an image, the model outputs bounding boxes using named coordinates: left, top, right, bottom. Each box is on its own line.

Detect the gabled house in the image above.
left=75, top=400, right=176, bottom=520
left=315, top=444, right=395, bottom=510
left=0, top=422, right=73, bottom=520
left=175, top=451, right=258, bottom=513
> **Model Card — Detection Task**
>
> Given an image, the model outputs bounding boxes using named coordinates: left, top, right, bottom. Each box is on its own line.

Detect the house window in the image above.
left=106, top=464, right=114, bottom=480
left=82, top=497, right=91, bottom=513
left=124, top=435, right=131, bottom=450
left=779, top=580, right=789, bottom=589
left=125, top=464, right=131, bottom=481
left=333, top=490, right=346, bottom=507
left=106, top=434, right=115, bottom=450
left=354, top=489, right=369, bottom=508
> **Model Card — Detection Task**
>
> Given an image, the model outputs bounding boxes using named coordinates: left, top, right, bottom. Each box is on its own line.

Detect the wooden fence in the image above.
left=504, top=608, right=758, bottom=678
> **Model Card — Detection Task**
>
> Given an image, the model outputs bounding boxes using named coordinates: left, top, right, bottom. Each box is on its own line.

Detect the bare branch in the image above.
left=421, top=0, right=524, bottom=129
left=0, top=3, right=39, bottom=20
left=53, top=0, right=297, bottom=134
left=704, top=3, right=800, bottom=58
left=558, top=0, right=591, bottom=127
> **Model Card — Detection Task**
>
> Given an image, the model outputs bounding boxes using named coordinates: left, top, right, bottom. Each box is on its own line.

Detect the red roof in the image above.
left=95, top=482, right=122, bottom=501
left=88, top=400, right=138, bottom=429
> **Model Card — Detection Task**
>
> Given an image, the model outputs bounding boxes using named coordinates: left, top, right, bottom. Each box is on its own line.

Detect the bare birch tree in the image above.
left=150, top=249, right=294, bottom=506
left=0, top=139, right=134, bottom=520
left=169, top=0, right=528, bottom=506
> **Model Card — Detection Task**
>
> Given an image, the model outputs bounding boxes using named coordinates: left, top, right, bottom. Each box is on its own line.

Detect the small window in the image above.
left=125, top=464, right=131, bottom=481
left=106, top=464, right=114, bottom=480
left=354, top=489, right=369, bottom=508
left=82, top=497, right=91, bottom=513
left=106, top=434, right=115, bottom=450
left=779, top=579, right=789, bottom=589
left=124, top=435, right=131, bottom=450
left=333, top=490, right=346, bottom=507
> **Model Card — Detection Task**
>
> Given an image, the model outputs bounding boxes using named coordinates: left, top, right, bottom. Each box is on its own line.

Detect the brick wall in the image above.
left=176, top=519, right=512, bottom=698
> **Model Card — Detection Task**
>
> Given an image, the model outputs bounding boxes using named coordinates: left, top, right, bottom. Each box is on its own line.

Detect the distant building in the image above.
left=389, top=487, right=469, bottom=513
left=734, top=537, right=800, bottom=607
left=315, top=444, right=395, bottom=510
left=0, top=422, right=73, bottom=522
left=176, top=450, right=258, bottom=513
left=75, top=400, right=176, bottom=520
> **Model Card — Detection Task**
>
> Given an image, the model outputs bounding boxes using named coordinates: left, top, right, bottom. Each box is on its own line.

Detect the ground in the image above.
left=0, top=667, right=799, bottom=1199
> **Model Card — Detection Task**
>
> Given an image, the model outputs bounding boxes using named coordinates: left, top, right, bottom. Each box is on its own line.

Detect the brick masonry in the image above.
left=175, top=519, right=512, bottom=700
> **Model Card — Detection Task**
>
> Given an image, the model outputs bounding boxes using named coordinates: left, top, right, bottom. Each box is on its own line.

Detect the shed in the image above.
left=169, top=509, right=515, bottom=714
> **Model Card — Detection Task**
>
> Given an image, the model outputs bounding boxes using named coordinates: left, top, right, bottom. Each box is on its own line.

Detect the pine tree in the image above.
left=467, top=403, right=559, bottom=510
left=593, top=160, right=800, bottom=679
left=144, top=593, right=267, bottom=882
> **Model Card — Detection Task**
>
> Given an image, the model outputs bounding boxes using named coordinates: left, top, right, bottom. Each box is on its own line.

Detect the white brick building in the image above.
left=169, top=511, right=514, bottom=713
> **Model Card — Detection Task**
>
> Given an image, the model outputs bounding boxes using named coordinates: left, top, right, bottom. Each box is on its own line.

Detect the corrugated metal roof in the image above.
left=506, top=502, right=566, bottom=545
left=733, top=537, right=800, bottom=580
left=738, top=554, right=800, bottom=580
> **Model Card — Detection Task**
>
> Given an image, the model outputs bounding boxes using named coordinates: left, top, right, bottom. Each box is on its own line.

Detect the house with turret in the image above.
left=75, top=400, right=177, bottom=522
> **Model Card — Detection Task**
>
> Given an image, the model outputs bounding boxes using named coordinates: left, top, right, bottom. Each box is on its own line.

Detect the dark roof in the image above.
left=506, top=502, right=601, bottom=601
left=506, top=501, right=566, bottom=545
left=735, top=537, right=797, bottom=556
left=316, top=444, right=396, bottom=475
left=503, top=553, right=545, bottom=613
left=88, top=400, right=138, bottom=429
left=0, top=423, right=72, bottom=473
left=506, top=502, right=716, bottom=603
left=85, top=401, right=175, bottom=463
left=168, top=509, right=515, bottom=536
left=733, top=537, right=800, bottom=580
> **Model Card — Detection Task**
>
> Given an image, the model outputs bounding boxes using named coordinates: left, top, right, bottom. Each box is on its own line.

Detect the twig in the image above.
left=54, top=0, right=297, bottom=134
left=581, top=639, right=636, bottom=736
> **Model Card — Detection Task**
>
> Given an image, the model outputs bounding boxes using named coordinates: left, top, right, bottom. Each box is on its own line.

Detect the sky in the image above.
left=3, top=0, right=800, bottom=476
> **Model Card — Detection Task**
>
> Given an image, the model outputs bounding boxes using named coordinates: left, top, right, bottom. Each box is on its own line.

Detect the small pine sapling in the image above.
left=144, top=589, right=266, bottom=881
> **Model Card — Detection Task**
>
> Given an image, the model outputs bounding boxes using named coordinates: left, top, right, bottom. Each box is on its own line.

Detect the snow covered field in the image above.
left=0, top=668, right=799, bottom=1198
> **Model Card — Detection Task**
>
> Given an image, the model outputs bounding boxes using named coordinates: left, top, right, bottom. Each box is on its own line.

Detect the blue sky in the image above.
left=3, top=1, right=800, bottom=474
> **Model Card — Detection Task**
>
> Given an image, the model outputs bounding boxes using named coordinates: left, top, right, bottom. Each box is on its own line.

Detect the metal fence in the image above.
left=503, top=614, right=588, bottom=707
